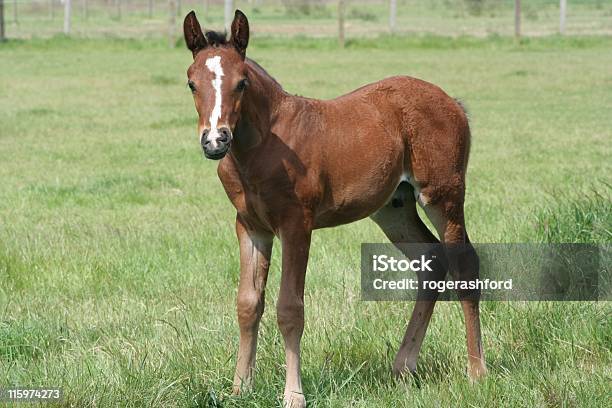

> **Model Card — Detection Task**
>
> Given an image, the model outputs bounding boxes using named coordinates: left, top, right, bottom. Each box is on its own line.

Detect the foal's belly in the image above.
left=313, top=152, right=404, bottom=229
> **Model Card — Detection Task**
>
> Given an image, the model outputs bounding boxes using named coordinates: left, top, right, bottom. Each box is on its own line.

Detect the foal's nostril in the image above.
left=201, top=129, right=211, bottom=146
left=200, top=128, right=231, bottom=157
left=217, top=127, right=231, bottom=144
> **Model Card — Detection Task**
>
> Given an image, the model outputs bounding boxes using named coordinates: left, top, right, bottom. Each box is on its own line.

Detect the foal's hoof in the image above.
left=392, top=357, right=417, bottom=380
left=231, top=381, right=253, bottom=396
left=467, top=362, right=488, bottom=382
left=283, top=391, right=306, bottom=408
left=392, top=367, right=416, bottom=380
left=392, top=366, right=418, bottom=382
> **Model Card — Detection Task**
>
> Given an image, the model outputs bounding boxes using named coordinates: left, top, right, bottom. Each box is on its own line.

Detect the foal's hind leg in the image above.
left=422, top=196, right=487, bottom=380
left=370, top=183, right=447, bottom=377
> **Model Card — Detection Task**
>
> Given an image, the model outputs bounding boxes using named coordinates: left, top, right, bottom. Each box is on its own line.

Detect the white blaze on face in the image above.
left=203, top=56, right=224, bottom=147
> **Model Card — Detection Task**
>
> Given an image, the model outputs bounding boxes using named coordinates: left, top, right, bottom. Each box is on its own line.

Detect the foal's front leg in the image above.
left=277, top=220, right=311, bottom=408
left=232, top=216, right=273, bottom=394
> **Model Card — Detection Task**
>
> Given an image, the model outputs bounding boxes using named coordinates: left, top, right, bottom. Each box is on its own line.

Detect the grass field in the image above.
left=1, top=32, right=611, bottom=406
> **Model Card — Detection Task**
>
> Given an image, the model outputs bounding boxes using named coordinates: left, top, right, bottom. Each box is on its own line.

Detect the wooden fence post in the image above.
left=168, top=0, right=176, bottom=48
left=0, top=0, right=5, bottom=41
left=514, top=0, right=521, bottom=39
left=559, top=0, right=567, bottom=34
left=64, top=0, right=71, bottom=34
left=224, top=0, right=233, bottom=33
left=338, top=0, right=345, bottom=48
left=389, top=0, right=397, bottom=34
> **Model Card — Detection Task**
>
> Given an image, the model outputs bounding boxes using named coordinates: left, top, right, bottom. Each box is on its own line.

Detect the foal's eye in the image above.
left=187, top=80, right=196, bottom=93
left=236, top=79, right=249, bottom=92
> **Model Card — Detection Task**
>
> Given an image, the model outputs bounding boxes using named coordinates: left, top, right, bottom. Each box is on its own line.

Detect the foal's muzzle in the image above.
left=201, top=127, right=232, bottom=160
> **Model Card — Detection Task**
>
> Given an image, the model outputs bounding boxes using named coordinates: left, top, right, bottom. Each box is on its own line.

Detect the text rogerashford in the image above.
left=370, top=255, right=513, bottom=293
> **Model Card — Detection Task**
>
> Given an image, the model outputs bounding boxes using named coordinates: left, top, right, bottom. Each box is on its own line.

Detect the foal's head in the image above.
left=183, top=10, right=250, bottom=160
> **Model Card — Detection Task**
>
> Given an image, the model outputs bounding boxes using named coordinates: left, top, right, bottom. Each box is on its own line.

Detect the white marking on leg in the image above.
left=203, top=56, right=224, bottom=146
left=417, top=192, right=429, bottom=206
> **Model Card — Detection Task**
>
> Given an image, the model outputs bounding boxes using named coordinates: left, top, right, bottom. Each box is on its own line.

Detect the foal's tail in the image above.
left=454, top=97, right=469, bottom=117
left=453, top=97, right=472, bottom=171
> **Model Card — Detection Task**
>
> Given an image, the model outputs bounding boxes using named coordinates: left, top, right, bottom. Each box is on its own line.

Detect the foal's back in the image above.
left=273, top=75, right=470, bottom=228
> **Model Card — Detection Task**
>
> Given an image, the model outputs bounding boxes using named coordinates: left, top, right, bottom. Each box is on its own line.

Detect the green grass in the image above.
left=533, top=188, right=611, bottom=243
left=1, top=34, right=611, bottom=406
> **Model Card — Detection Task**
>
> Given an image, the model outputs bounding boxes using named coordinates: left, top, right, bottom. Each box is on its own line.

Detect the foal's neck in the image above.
left=231, top=59, right=288, bottom=159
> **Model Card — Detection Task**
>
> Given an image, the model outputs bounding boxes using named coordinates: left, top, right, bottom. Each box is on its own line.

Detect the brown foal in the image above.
left=183, top=10, right=486, bottom=407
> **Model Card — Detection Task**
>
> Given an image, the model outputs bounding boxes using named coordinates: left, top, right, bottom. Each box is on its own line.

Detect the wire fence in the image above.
left=1, top=0, right=611, bottom=41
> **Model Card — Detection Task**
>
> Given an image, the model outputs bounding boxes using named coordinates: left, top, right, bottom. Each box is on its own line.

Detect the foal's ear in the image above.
left=183, top=11, right=207, bottom=58
left=230, top=10, right=249, bottom=59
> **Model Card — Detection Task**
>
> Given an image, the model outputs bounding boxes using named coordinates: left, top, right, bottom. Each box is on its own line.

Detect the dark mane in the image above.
left=246, top=58, right=283, bottom=89
left=205, top=31, right=228, bottom=47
